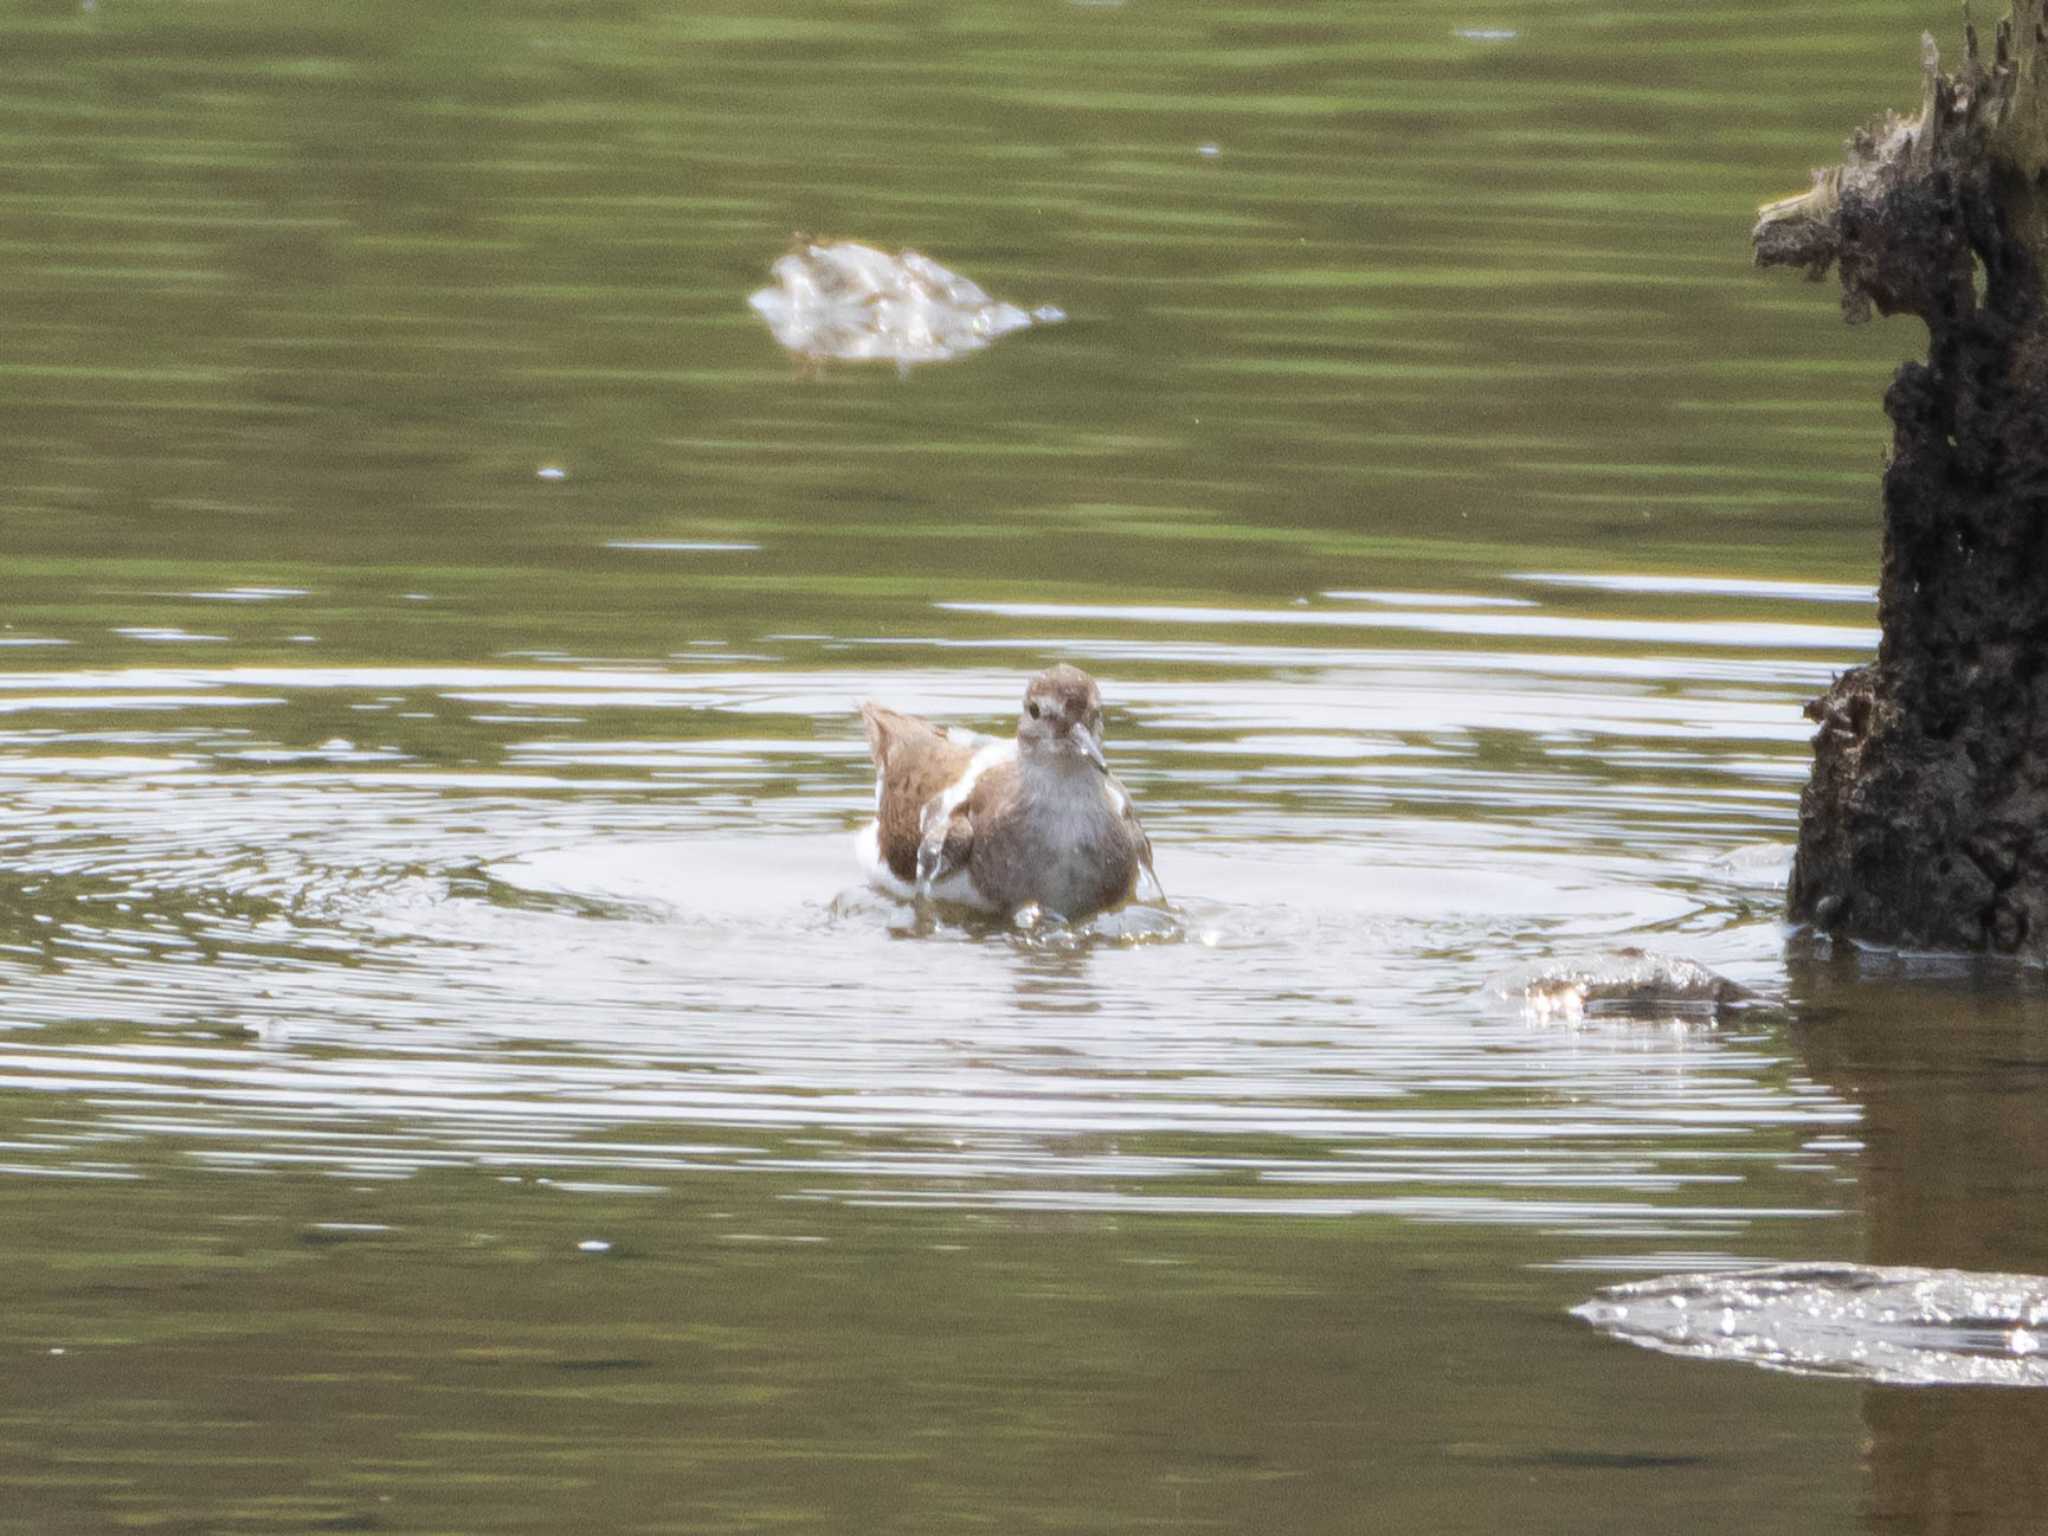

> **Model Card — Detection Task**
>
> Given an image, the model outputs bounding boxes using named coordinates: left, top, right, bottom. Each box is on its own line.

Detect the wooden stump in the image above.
left=1756, top=4, right=2048, bottom=959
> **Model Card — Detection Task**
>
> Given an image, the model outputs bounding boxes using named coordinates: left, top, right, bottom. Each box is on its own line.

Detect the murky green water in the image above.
left=8, top=1, right=2047, bottom=1531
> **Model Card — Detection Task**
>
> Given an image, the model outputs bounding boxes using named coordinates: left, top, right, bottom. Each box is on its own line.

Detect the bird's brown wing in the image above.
left=918, top=758, right=1021, bottom=899
left=860, top=702, right=974, bottom=884
left=1109, top=770, right=1164, bottom=902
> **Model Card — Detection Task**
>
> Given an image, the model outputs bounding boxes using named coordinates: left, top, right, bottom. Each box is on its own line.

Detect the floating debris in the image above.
left=1705, top=842, right=1795, bottom=888
left=748, top=240, right=1063, bottom=372
left=536, top=464, right=567, bottom=481
left=1481, top=946, right=1754, bottom=1027
left=1574, top=1263, right=2048, bottom=1387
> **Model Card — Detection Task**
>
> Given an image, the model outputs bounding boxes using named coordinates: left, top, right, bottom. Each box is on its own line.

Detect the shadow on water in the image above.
left=1573, top=951, right=2048, bottom=1526
left=1790, top=956, right=2048, bottom=1530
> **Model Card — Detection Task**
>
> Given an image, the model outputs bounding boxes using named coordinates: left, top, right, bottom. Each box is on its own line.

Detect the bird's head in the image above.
left=1017, top=664, right=1106, bottom=771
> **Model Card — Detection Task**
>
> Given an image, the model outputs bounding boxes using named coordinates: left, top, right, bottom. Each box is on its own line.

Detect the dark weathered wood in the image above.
left=1756, top=4, right=2048, bottom=959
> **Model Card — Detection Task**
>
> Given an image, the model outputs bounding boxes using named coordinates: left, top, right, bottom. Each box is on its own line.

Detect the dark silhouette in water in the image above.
left=1755, top=3, right=2048, bottom=960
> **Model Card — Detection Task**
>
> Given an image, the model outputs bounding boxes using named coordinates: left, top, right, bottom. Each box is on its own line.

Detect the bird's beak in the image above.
left=1067, top=720, right=1106, bottom=770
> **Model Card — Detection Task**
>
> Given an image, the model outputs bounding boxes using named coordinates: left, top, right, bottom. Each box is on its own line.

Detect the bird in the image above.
left=855, top=665, right=1161, bottom=921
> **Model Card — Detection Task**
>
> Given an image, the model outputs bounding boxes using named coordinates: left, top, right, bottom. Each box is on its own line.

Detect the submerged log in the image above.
left=1756, top=4, right=2048, bottom=959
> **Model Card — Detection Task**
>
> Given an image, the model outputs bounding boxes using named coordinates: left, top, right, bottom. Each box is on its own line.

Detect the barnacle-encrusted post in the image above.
left=1757, top=3, right=2048, bottom=959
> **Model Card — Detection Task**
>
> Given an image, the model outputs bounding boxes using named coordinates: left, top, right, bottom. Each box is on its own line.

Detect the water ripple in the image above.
left=0, top=597, right=1850, bottom=1235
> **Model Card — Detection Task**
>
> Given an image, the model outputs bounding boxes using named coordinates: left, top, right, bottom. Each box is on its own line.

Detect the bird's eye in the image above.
left=1026, top=700, right=1041, bottom=719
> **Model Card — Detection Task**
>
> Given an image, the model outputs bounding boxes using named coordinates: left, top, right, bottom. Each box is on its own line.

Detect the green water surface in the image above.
left=8, top=1, right=2043, bottom=1532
